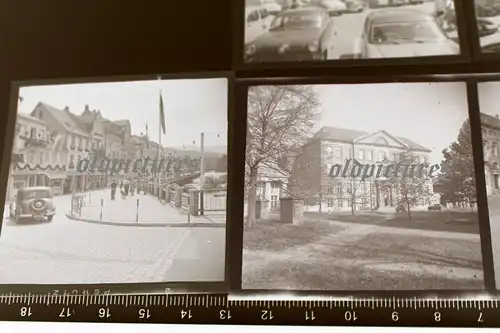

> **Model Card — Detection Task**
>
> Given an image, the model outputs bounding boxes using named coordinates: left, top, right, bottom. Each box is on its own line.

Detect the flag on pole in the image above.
left=160, top=92, right=166, bottom=135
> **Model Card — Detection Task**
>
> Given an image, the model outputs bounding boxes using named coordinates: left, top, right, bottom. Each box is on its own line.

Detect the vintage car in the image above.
left=352, top=9, right=459, bottom=59
left=342, top=0, right=366, bottom=13
left=309, top=0, right=347, bottom=16
left=368, top=0, right=406, bottom=9
left=9, top=186, right=56, bottom=223
left=245, top=6, right=276, bottom=44
left=244, top=6, right=338, bottom=62
left=428, top=204, right=442, bottom=211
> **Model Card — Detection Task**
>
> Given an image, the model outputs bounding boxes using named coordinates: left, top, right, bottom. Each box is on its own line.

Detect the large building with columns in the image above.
left=289, top=126, right=439, bottom=212
left=481, top=112, right=500, bottom=196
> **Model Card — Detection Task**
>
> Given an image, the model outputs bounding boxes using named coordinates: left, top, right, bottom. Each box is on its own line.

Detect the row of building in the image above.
left=8, top=102, right=194, bottom=200
left=255, top=126, right=442, bottom=212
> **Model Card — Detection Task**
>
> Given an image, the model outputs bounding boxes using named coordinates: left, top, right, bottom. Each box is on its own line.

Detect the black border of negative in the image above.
left=0, top=72, right=235, bottom=296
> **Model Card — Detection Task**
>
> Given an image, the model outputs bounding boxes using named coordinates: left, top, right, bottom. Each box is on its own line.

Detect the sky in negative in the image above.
left=478, top=82, right=500, bottom=117
left=17, top=77, right=228, bottom=148
left=312, top=82, right=469, bottom=165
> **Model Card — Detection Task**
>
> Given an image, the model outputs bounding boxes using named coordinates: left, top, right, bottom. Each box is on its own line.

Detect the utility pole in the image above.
left=200, top=132, right=205, bottom=216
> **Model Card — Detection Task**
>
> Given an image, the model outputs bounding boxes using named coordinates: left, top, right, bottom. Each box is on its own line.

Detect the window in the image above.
left=347, top=198, right=352, bottom=207
left=337, top=185, right=343, bottom=195
left=271, top=181, right=280, bottom=189
left=69, top=154, right=75, bottom=166
left=247, top=10, right=259, bottom=23
left=379, top=151, right=386, bottom=161
left=393, top=152, right=398, bottom=161
left=39, top=152, right=44, bottom=164
left=271, top=195, right=278, bottom=208
left=327, top=198, right=334, bottom=208
left=327, top=186, right=333, bottom=194
left=30, top=127, right=36, bottom=139
left=338, top=199, right=343, bottom=207
left=39, top=129, right=45, bottom=140
left=334, top=147, right=342, bottom=159
left=367, top=150, right=373, bottom=161
left=347, top=148, right=352, bottom=159
left=357, top=149, right=364, bottom=160
left=28, top=153, right=34, bottom=164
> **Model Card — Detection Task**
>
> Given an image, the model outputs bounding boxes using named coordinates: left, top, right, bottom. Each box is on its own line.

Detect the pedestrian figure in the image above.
left=110, top=180, right=117, bottom=200
left=130, top=179, right=136, bottom=196
left=124, top=178, right=130, bottom=196
left=121, top=187, right=126, bottom=199
left=119, top=181, right=123, bottom=190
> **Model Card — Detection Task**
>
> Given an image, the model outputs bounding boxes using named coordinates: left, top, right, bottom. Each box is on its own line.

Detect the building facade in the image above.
left=289, top=127, right=439, bottom=212
left=9, top=113, right=68, bottom=198
left=481, top=113, right=500, bottom=196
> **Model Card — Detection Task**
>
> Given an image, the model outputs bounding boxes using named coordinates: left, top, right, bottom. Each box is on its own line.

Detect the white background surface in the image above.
left=0, top=323, right=495, bottom=332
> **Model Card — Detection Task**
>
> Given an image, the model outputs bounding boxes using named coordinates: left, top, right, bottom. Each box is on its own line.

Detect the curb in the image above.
left=66, top=212, right=226, bottom=228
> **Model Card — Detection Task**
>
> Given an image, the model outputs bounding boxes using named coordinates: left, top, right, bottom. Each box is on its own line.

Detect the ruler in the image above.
left=0, top=293, right=499, bottom=327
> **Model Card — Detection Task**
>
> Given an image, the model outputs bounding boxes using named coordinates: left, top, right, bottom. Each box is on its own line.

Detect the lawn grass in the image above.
left=243, top=220, right=346, bottom=252
left=242, top=227, right=484, bottom=290
left=304, top=210, right=479, bottom=234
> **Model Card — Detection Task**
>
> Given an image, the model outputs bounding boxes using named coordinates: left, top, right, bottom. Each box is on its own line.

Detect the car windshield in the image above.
left=270, top=13, right=322, bottom=31
left=19, top=190, right=52, bottom=200
left=369, top=21, right=447, bottom=44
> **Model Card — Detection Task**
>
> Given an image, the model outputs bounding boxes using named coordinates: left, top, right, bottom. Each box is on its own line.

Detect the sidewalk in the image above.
left=75, top=191, right=225, bottom=225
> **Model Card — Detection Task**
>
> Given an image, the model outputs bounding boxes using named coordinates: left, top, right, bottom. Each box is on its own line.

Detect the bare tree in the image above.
left=245, top=85, right=320, bottom=226
left=388, top=151, right=429, bottom=221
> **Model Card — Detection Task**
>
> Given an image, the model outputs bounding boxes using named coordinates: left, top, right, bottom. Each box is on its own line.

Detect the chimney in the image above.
left=63, top=106, right=69, bottom=113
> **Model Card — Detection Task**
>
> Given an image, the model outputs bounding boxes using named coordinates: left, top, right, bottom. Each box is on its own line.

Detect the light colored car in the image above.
left=368, top=0, right=406, bottom=8
left=354, top=8, right=459, bottom=58
left=9, top=186, right=56, bottom=223
left=311, top=0, right=347, bottom=15
left=263, top=1, right=283, bottom=14
left=245, top=6, right=276, bottom=44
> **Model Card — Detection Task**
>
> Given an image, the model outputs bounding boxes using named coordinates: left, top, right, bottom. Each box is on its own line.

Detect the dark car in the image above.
left=244, top=6, right=337, bottom=62
left=428, top=204, right=442, bottom=211
left=395, top=204, right=407, bottom=213
left=354, top=8, right=459, bottom=59
left=9, top=186, right=56, bottom=223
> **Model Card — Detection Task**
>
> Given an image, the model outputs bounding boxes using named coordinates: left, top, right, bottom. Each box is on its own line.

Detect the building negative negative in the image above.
left=481, top=112, right=500, bottom=196
left=288, top=126, right=440, bottom=212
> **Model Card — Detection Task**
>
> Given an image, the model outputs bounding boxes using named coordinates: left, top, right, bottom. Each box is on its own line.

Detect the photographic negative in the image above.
left=478, top=81, right=500, bottom=288
left=242, top=81, right=484, bottom=291
left=0, top=75, right=229, bottom=285
left=243, top=0, right=461, bottom=63
left=474, top=0, right=500, bottom=53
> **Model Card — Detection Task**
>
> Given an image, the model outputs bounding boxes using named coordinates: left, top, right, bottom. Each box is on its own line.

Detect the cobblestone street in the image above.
left=0, top=191, right=226, bottom=284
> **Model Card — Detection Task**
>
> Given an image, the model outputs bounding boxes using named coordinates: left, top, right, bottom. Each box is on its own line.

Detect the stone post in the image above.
left=255, top=198, right=270, bottom=220
left=280, top=197, right=305, bottom=225
left=174, top=187, right=183, bottom=207
left=189, top=190, right=200, bottom=216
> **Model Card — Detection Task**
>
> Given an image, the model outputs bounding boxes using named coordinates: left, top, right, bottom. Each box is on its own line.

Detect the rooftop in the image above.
left=311, top=126, right=431, bottom=152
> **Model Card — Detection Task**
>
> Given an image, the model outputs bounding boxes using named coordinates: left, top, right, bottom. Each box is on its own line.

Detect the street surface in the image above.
left=247, top=2, right=459, bottom=59
left=0, top=191, right=226, bottom=284
left=487, top=194, right=500, bottom=287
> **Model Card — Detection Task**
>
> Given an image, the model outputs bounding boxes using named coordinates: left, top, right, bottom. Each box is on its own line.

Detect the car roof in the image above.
left=279, top=6, right=327, bottom=16
left=18, top=186, right=52, bottom=192
left=367, top=9, right=435, bottom=24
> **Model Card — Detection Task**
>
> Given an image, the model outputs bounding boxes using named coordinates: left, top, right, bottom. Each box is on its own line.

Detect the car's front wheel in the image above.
left=47, top=215, right=54, bottom=222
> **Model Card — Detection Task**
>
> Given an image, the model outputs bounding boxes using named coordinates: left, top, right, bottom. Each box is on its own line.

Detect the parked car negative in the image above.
left=352, top=8, right=460, bottom=59
left=9, top=186, right=56, bottom=223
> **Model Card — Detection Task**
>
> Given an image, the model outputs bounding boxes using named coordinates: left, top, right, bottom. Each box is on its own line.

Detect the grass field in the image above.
left=242, top=220, right=483, bottom=291
left=304, top=210, right=479, bottom=234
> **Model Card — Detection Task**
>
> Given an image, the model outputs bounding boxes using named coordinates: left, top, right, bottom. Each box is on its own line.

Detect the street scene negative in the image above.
left=242, top=82, right=484, bottom=291
left=478, top=82, right=500, bottom=288
left=0, top=77, right=228, bottom=285
left=244, top=0, right=460, bottom=63
left=474, top=0, right=500, bottom=53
